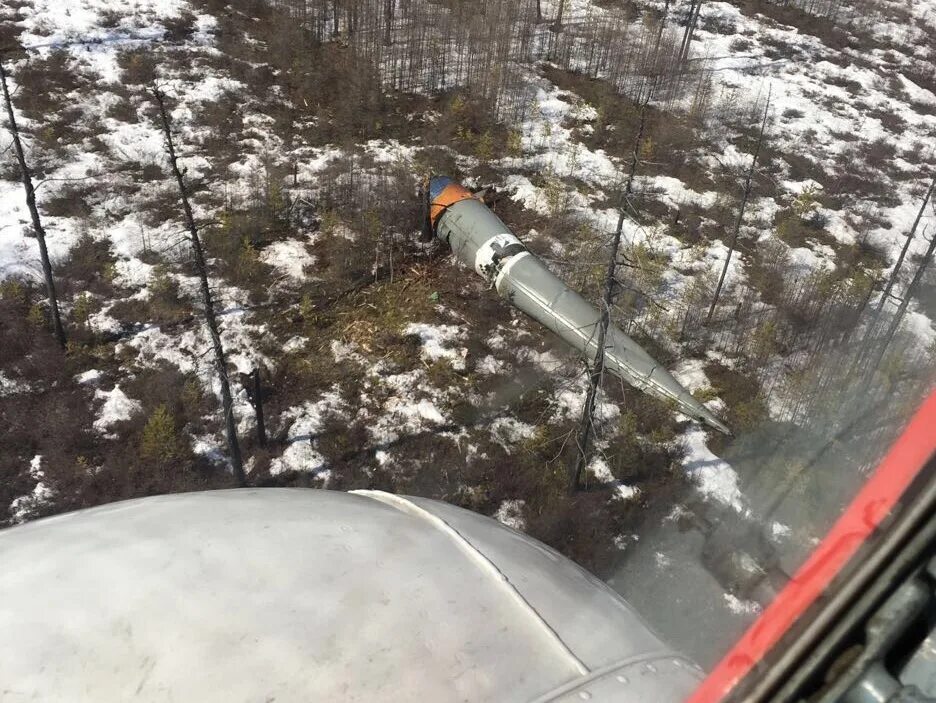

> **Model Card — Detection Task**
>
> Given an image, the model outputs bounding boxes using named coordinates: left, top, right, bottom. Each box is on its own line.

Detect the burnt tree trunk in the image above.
left=867, top=230, right=936, bottom=378
left=706, top=87, right=770, bottom=325
left=553, top=0, right=565, bottom=31
left=864, top=176, right=935, bottom=335
left=874, top=175, right=935, bottom=318
left=0, top=58, right=67, bottom=349
left=852, top=175, right=935, bottom=373
left=383, top=0, right=394, bottom=45
left=641, top=0, right=672, bottom=104
left=679, top=0, right=703, bottom=64
left=253, top=368, right=267, bottom=448
left=152, top=86, right=245, bottom=487
left=570, top=91, right=651, bottom=493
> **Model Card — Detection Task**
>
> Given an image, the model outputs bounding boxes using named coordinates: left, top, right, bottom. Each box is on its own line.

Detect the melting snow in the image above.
left=723, top=593, right=762, bottom=616
left=494, top=499, right=526, bottom=531
left=403, top=323, right=467, bottom=371
left=589, top=457, right=639, bottom=501
left=283, top=336, right=309, bottom=352
left=260, top=239, right=317, bottom=282
left=682, top=426, right=745, bottom=512
left=9, top=456, right=54, bottom=524
left=672, top=359, right=711, bottom=393
left=553, top=386, right=619, bottom=424
left=92, top=385, right=142, bottom=434
left=0, top=371, right=30, bottom=397
left=112, top=258, right=154, bottom=289
left=770, top=521, right=792, bottom=541
left=475, top=354, right=508, bottom=375
left=368, top=395, right=447, bottom=446
left=269, top=387, right=345, bottom=478
left=489, top=416, right=537, bottom=450
left=75, top=369, right=103, bottom=386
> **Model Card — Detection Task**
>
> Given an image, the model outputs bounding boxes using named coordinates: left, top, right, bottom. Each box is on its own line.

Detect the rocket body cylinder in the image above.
left=428, top=176, right=729, bottom=435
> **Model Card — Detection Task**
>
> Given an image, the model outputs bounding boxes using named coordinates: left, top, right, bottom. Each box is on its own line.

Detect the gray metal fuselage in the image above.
left=435, top=195, right=730, bottom=434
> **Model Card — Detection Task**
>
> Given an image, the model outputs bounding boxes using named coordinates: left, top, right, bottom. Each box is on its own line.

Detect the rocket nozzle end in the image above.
left=704, top=415, right=732, bottom=436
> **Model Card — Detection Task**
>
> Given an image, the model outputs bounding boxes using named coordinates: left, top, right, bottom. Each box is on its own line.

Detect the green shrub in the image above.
left=140, top=405, right=185, bottom=463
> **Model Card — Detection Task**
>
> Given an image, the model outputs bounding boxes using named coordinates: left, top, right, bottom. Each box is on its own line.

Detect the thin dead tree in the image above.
left=637, top=0, right=672, bottom=105
left=251, top=367, right=267, bottom=447
left=867, top=226, right=936, bottom=378
left=570, top=89, right=652, bottom=493
left=678, top=0, right=703, bottom=64
left=0, top=57, right=67, bottom=349
left=851, top=175, right=935, bottom=375
left=873, top=175, right=935, bottom=318
left=706, top=86, right=771, bottom=326
left=553, top=0, right=565, bottom=31
left=152, top=86, right=245, bottom=487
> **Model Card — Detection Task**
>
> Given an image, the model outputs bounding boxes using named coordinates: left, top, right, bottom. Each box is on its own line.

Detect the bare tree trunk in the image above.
left=152, top=86, right=246, bottom=487
left=867, top=229, right=936, bottom=377
left=0, top=58, right=67, bottom=349
left=853, top=175, right=935, bottom=371
left=553, top=0, right=565, bottom=31
left=383, top=0, right=394, bottom=45
left=875, top=176, right=935, bottom=318
left=641, top=0, right=672, bottom=103
left=679, top=0, right=703, bottom=64
left=706, top=87, right=771, bottom=325
left=252, top=367, right=267, bottom=447
left=840, top=275, right=875, bottom=346
left=570, top=92, right=651, bottom=493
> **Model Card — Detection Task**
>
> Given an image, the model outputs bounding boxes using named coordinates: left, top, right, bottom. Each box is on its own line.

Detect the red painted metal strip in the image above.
left=687, top=388, right=936, bottom=703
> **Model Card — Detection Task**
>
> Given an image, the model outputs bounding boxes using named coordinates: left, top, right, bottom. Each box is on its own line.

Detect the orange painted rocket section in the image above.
left=430, top=182, right=475, bottom=227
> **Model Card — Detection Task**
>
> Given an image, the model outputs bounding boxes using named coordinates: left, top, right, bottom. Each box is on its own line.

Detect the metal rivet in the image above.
left=645, top=663, right=657, bottom=674
left=578, top=692, right=591, bottom=700
left=616, top=675, right=629, bottom=684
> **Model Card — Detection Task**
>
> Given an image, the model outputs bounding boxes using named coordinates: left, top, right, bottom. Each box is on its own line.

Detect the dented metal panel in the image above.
left=429, top=176, right=730, bottom=434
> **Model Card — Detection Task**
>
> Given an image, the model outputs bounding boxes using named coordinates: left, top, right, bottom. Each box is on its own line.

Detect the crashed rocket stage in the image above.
left=427, top=176, right=730, bottom=435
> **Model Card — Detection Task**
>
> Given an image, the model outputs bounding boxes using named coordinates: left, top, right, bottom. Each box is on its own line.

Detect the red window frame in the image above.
left=688, top=388, right=936, bottom=703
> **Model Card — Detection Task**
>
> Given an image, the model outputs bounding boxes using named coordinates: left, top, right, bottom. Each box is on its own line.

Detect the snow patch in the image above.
left=475, top=354, right=508, bottom=375
left=672, top=359, right=711, bottom=393
left=770, top=521, right=792, bottom=541
left=589, top=457, right=639, bottom=501
left=75, top=369, right=103, bottom=386
left=283, top=336, right=309, bottom=352
left=269, top=387, right=346, bottom=479
left=723, top=593, right=762, bottom=616
left=260, top=239, right=317, bottom=282
left=9, top=456, right=54, bottom=524
left=494, top=499, right=526, bottom=531
left=0, top=371, right=30, bottom=397
left=92, top=385, right=142, bottom=434
left=489, top=416, right=537, bottom=450
left=683, top=426, right=745, bottom=512
left=113, top=258, right=154, bottom=289
left=403, top=323, right=467, bottom=371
